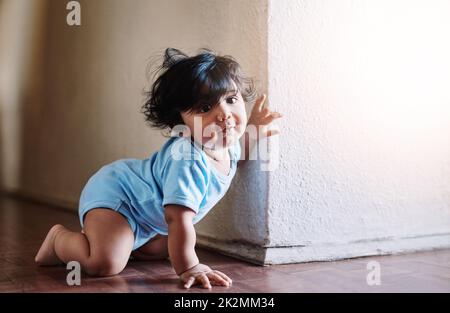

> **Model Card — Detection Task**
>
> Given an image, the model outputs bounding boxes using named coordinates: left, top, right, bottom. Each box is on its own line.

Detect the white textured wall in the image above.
left=263, top=0, right=450, bottom=263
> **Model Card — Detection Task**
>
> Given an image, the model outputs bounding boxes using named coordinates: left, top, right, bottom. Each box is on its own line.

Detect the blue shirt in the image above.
left=79, top=136, right=241, bottom=236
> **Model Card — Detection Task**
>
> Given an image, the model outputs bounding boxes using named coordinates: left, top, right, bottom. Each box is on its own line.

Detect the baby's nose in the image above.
left=217, top=113, right=231, bottom=122
left=217, top=108, right=231, bottom=122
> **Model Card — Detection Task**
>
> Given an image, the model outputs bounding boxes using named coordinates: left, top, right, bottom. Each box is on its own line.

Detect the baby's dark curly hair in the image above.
left=141, top=48, right=256, bottom=130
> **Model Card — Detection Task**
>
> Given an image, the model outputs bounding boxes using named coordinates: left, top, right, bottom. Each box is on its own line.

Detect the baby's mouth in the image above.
left=221, top=122, right=236, bottom=132
left=221, top=126, right=235, bottom=136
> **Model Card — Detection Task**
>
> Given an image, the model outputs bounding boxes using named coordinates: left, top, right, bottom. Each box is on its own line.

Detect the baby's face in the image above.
left=180, top=88, right=247, bottom=150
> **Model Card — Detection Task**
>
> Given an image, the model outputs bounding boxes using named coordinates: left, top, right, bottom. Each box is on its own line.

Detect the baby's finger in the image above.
left=199, top=273, right=212, bottom=289
left=212, top=270, right=233, bottom=285
left=270, top=111, right=282, bottom=118
left=184, top=276, right=195, bottom=289
left=208, top=272, right=230, bottom=287
left=262, top=112, right=283, bottom=125
left=265, top=128, right=280, bottom=137
left=253, top=94, right=267, bottom=113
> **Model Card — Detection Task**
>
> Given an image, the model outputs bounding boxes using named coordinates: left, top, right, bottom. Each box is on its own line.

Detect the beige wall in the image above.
left=0, top=0, right=48, bottom=197
left=0, top=0, right=268, bottom=217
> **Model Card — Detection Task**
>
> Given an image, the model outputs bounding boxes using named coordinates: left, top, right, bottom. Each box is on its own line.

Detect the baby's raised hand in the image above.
left=179, top=263, right=232, bottom=289
left=247, top=94, right=283, bottom=138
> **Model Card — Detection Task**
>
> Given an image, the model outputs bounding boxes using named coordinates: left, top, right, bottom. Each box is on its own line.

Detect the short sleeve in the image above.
left=161, top=156, right=209, bottom=214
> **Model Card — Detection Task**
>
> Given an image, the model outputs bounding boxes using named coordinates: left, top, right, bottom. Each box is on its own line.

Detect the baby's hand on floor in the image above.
left=179, top=263, right=232, bottom=289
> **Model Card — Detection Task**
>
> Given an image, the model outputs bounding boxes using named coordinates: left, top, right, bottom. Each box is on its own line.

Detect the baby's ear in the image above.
left=163, top=48, right=188, bottom=68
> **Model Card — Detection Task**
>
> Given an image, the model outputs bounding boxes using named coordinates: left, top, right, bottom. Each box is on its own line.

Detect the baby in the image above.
left=35, top=48, right=282, bottom=289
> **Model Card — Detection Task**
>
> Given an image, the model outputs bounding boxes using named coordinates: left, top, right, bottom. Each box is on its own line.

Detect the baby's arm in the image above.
left=164, top=205, right=199, bottom=274
left=164, top=204, right=232, bottom=289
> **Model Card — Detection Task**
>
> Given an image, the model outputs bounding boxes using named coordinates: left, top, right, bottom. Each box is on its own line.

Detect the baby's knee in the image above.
left=86, top=256, right=127, bottom=277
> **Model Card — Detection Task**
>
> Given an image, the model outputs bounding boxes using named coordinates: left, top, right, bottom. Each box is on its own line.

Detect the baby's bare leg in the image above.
left=35, top=208, right=134, bottom=276
left=131, top=234, right=168, bottom=261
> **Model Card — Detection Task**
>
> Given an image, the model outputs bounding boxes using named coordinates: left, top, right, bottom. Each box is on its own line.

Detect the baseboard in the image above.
left=196, top=232, right=450, bottom=265
left=196, top=235, right=269, bottom=265
left=0, top=187, right=78, bottom=213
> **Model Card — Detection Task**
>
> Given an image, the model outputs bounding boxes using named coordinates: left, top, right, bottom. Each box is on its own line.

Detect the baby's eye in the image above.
left=199, top=104, right=213, bottom=113
left=226, top=96, right=238, bottom=104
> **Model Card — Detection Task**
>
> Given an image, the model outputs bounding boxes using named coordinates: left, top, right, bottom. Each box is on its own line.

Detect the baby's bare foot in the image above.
left=35, top=224, right=66, bottom=266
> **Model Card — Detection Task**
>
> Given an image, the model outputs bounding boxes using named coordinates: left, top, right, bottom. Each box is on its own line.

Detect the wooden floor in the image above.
left=0, top=195, right=449, bottom=293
